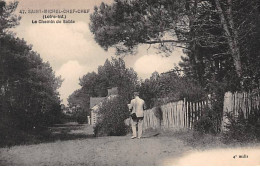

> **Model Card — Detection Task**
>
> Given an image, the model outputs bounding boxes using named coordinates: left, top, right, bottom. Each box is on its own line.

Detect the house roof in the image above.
left=90, top=97, right=106, bottom=109
left=90, top=87, right=118, bottom=111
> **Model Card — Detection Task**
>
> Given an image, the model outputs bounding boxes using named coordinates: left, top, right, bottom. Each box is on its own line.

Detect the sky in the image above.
left=9, top=0, right=184, bottom=105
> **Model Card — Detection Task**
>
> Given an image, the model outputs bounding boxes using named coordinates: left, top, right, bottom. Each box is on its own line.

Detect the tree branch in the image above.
left=142, top=39, right=189, bottom=50
left=143, top=39, right=187, bottom=44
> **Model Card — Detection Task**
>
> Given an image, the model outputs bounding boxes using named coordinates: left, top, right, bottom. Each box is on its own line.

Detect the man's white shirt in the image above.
left=129, top=96, right=145, bottom=117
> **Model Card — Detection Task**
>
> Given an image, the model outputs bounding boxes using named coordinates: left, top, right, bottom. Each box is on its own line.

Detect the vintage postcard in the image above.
left=0, top=0, right=259, bottom=166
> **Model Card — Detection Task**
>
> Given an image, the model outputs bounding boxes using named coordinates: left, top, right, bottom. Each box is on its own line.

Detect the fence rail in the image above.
left=143, top=92, right=260, bottom=131
left=143, top=108, right=159, bottom=130
left=223, top=92, right=260, bottom=118
left=143, top=99, right=210, bottom=130
left=222, top=92, right=260, bottom=129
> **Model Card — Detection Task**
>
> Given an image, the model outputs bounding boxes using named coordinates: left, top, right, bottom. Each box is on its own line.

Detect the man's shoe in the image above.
left=137, top=137, right=141, bottom=139
left=131, top=136, right=136, bottom=139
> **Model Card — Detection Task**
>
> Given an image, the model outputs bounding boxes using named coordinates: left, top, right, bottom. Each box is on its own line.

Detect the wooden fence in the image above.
left=222, top=92, right=260, bottom=129
left=223, top=92, right=260, bottom=117
left=143, top=92, right=260, bottom=131
left=143, top=99, right=210, bottom=130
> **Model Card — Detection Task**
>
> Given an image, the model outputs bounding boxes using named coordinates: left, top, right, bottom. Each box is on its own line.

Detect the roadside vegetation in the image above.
left=0, top=0, right=259, bottom=148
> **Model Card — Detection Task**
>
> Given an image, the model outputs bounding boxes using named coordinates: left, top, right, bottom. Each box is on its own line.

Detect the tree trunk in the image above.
left=226, top=0, right=242, bottom=79
left=214, top=0, right=242, bottom=79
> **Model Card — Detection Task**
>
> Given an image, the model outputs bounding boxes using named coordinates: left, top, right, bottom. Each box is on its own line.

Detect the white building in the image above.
left=89, top=87, right=118, bottom=125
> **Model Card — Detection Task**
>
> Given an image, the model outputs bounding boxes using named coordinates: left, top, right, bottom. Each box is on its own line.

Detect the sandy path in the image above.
left=0, top=135, right=191, bottom=166
left=1, top=123, right=259, bottom=166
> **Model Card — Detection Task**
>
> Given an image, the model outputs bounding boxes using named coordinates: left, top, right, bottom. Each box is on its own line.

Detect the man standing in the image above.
left=129, top=92, right=145, bottom=139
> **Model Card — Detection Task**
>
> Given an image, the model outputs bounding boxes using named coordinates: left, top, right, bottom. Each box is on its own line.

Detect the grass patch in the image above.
left=143, top=127, right=260, bottom=150
left=0, top=123, right=94, bottom=148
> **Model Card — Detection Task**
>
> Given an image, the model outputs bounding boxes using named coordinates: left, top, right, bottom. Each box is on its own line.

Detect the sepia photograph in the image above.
left=0, top=0, right=260, bottom=166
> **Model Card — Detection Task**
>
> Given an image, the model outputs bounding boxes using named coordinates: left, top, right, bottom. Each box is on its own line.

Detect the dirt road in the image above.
left=1, top=123, right=259, bottom=166
left=0, top=135, right=192, bottom=165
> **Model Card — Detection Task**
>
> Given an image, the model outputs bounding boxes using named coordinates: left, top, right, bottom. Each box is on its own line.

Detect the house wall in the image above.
left=90, top=87, right=118, bottom=126
left=91, top=110, right=97, bottom=125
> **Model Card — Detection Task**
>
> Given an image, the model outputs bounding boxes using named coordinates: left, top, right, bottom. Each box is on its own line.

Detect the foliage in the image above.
left=0, top=35, right=63, bottom=131
left=191, top=82, right=225, bottom=133
left=179, top=0, right=238, bottom=94
left=90, top=0, right=186, bottom=55
left=193, top=107, right=218, bottom=135
left=96, top=57, right=139, bottom=101
left=180, top=0, right=260, bottom=91
left=235, top=0, right=260, bottom=90
left=59, top=113, right=77, bottom=124
left=0, top=0, right=21, bottom=36
left=89, top=1, right=260, bottom=137
left=67, top=89, right=90, bottom=112
left=90, top=0, right=260, bottom=91
left=0, top=1, right=63, bottom=139
left=94, top=96, right=129, bottom=136
left=75, top=109, right=88, bottom=124
left=69, top=57, right=139, bottom=111
left=139, top=70, right=206, bottom=108
left=222, top=110, right=260, bottom=143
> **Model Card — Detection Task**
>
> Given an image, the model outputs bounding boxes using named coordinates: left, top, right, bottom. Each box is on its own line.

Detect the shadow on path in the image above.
left=0, top=122, right=95, bottom=148
left=43, top=122, right=95, bottom=142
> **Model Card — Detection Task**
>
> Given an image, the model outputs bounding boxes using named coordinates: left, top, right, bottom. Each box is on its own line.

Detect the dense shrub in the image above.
left=0, top=35, right=63, bottom=133
left=222, top=110, right=260, bottom=143
left=59, top=113, right=76, bottom=123
left=0, top=121, right=52, bottom=147
left=193, top=107, right=218, bottom=135
left=94, top=96, right=130, bottom=136
left=139, top=72, right=207, bottom=109
left=76, top=110, right=88, bottom=124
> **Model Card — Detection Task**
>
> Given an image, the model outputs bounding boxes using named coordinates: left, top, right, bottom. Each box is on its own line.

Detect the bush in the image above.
left=59, top=113, right=76, bottom=123
left=222, top=109, right=260, bottom=143
left=94, top=96, right=130, bottom=136
left=193, top=107, right=218, bottom=135
left=76, top=110, right=88, bottom=124
left=0, top=121, right=52, bottom=147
